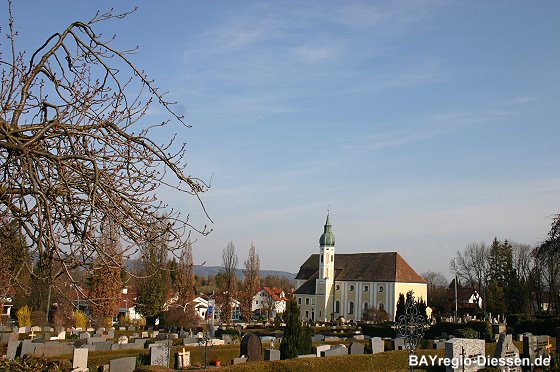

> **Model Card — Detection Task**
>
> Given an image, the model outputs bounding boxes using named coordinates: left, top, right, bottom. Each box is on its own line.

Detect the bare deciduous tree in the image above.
left=240, top=243, right=260, bottom=321
left=450, top=242, right=489, bottom=293
left=216, top=241, right=237, bottom=324
left=0, top=4, right=211, bottom=311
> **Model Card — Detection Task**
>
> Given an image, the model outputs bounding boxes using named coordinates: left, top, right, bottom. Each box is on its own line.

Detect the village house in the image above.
left=252, top=287, right=288, bottom=318
left=293, top=214, right=427, bottom=322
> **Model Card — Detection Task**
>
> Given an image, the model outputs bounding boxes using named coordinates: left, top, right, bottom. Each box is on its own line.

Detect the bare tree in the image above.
left=216, top=241, right=237, bottom=324
left=0, top=4, right=211, bottom=313
left=450, top=242, right=489, bottom=293
left=166, top=240, right=199, bottom=329
left=240, top=243, right=260, bottom=321
left=89, top=218, right=123, bottom=326
left=421, top=271, right=448, bottom=314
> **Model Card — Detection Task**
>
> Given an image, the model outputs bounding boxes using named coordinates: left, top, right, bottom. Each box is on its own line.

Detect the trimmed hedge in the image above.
left=513, top=318, right=560, bottom=336
left=424, top=321, right=493, bottom=341
left=360, top=323, right=395, bottom=338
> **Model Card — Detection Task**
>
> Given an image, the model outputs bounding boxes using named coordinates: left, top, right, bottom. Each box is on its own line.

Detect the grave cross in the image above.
left=30, top=329, right=35, bottom=340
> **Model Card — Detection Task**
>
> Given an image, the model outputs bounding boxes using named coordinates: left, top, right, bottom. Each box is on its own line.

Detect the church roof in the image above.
left=294, top=252, right=426, bottom=284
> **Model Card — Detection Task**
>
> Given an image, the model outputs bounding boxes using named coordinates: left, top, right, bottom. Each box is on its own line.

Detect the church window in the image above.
left=379, top=285, right=384, bottom=293
left=297, top=298, right=301, bottom=305
left=363, top=301, right=369, bottom=310
left=321, top=254, right=323, bottom=263
left=335, top=284, right=340, bottom=290
left=378, top=303, right=385, bottom=312
left=305, top=298, right=310, bottom=305
left=349, top=301, right=354, bottom=314
left=331, top=254, right=334, bottom=262
left=335, top=300, right=340, bottom=313
left=305, top=311, right=309, bottom=318
left=364, top=285, right=369, bottom=292
left=349, top=284, right=355, bottom=291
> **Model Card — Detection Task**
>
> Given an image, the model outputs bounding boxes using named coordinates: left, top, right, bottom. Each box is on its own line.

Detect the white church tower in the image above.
left=316, top=213, right=335, bottom=321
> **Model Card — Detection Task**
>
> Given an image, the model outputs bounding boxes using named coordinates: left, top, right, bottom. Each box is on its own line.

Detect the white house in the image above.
left=252, top=287, right=287, bottom=318
left=293, top=214, right=427, bottom=322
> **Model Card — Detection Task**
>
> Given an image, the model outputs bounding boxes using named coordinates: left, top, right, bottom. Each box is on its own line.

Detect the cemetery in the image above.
left=0, top=320, right=558, bottom=371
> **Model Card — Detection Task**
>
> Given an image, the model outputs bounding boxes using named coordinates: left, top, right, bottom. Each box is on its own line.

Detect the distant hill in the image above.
left=193, top=265, right=296, bottom=281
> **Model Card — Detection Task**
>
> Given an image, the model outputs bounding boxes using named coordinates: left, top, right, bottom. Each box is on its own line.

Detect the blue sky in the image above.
left=11, top=1, right=560, bottom=278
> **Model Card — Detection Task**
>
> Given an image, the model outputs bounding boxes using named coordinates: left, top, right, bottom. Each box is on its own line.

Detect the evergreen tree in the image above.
left=395, top=293, right=406, bottom=320
left=280, top=300, right=312, bottom=359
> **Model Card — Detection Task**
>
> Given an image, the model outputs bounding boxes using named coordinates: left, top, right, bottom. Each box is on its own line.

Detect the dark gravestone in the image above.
left=264, top=348, right=281, bottom=361
left=93, top=341, right=112, bottom=351
left=240, top=333, right=262, bottom=362
left=349, top=342, right=365, bottom=355
left=109, top=356, right=136, bottom=372
left=43, top=342, right=73, bottom=357
left=21, top=341, right=43, bottom=356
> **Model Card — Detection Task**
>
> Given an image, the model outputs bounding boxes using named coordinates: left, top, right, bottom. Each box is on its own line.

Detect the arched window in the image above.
left=321, top=254, right=324, bottom=263
left=364, top=285, right=369, bottom=292
left=378, top=302, right=385, bottom=312
left=349, top=301, right=354, bottom=314
left=349, top=284, right=355, bottom=291
left=335, top=300, right=340, bottom=313
left=363, top=301, right=369, bottom=310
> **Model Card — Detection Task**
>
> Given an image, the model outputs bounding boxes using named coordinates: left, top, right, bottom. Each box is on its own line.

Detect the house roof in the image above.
left=262, top=287, right=287, bottom=301
left=293, top=271, right=318, bottom=295
left=295, top=252, right=426, bottom=284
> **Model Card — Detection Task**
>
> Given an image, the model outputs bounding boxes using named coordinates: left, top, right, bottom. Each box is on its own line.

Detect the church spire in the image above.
left=319, top=212, right=335, bottom=246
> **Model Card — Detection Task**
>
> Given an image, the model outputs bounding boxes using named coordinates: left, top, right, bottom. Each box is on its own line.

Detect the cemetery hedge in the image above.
left=359, top=323, right=395, bottom=338
left=511, top=318, right=560, bottom=336
left=424, top=321, right=493, bottom=341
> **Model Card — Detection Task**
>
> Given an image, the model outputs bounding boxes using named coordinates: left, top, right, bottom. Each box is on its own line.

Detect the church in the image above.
left=293, top=214, right=427, bottom=322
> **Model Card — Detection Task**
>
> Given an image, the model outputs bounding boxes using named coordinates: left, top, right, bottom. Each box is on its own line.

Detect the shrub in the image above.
left=74, top=310, right=88, bottom=329
left=16, top=305, right=31, bottom=327
left=455, top=327, right=478, bottom=339
left=513, top=318, right=560, bottom=336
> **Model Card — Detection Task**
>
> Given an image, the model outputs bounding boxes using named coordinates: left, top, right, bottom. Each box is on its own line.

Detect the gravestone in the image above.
left=169, top=333, right=179, bottom=339
left=134, top=338, right=146, bottom=348
left=109, top=356, right=136, bottom=372
left=31, top=326, right=41, bottom=333
left=296, top=354, right=317, bottom=358
left=232, top=357, right=248, bottom=364
left=371, top=337, right=384, bottom=354
left=7, top=340, right=21, bottom=360
left=107, top=330, right=115, bottom=339
left=8, top=333, right=19, bottom=341
left=21, top=340, right=41, bottom=356
left=132, top=333, right=139, bottom=338
left=151, top=330, right=159, bottom=338
left=86, top=327, right=94, bottom=332
left=350, top=342, right=365, bottom=355
left=222, top=334, right=233, bottom=343
left=322, top=344, right=347, bottom=357
left=312, top=334, right=325, bottom=342
left=313, top=344, right=331, bottom=357
left=57, top=330, right=66, bottom=340
left=176, top=348, right=191, bottom=368
left=393, top=337, right=405, bottom=350
left=445, top=338, right=485, bottom=372
left=240, top=332, right=262, bottom=362
left=433, top=339, right=446, bottom=350
left=118, top=335, right=129, bottom=344
left=183, top=337, right=198, bottom=345
left=150, top=343, right=170, bottom=367
left=80, top=331, right=91, bottom=339
left=87, top=336, right=105, bottom=344
left=264, top=348, right=281, bottom=361
left=18, top=327, right=26, bottom=334
left=72, top=348, right=88, bottom=371
left=523, top=334, right=551, bottom=364
left=43, top=342, right=73, bottom=357
left=128, top=326, right=136, bottom=331
left=93, top=341, right=112, bottom=351
left=494, top=334, right=520, bottom=372
left=142, top=331, right=149, bottom=338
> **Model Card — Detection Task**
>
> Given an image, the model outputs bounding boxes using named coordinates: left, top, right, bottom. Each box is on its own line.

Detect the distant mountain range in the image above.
left=193, top=265, right=296, bottom=280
